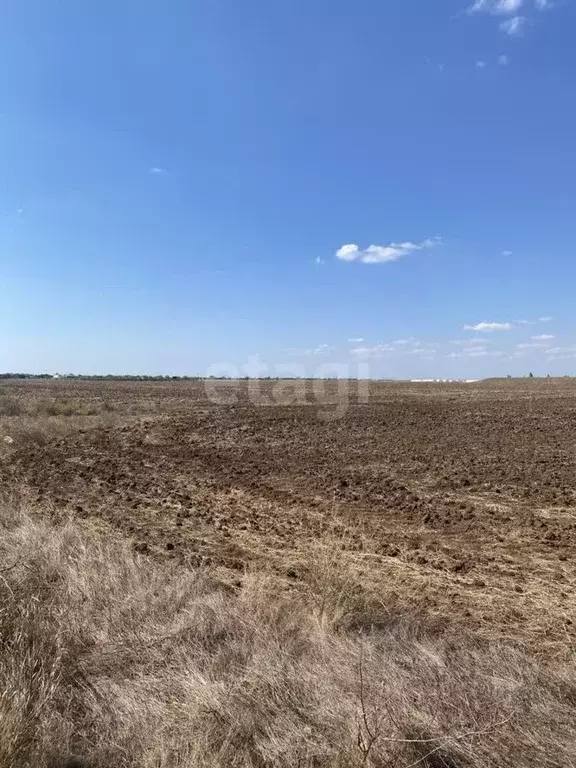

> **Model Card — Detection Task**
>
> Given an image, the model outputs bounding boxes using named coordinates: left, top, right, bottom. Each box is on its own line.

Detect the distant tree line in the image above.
left=0, top=373, right=204, bottom=381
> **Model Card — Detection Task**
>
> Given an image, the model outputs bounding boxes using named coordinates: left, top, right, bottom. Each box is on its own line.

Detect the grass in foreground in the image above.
left=1, top=506, right=576, bottom=768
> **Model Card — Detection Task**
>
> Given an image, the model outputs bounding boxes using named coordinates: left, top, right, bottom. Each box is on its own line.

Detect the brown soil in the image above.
left=2, top=377, right=576, bottom=649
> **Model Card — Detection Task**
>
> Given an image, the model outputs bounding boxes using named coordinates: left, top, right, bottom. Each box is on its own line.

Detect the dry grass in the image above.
left=1, top=506, right=576, bottom=768
left=0, top=392, right=122, bottom=457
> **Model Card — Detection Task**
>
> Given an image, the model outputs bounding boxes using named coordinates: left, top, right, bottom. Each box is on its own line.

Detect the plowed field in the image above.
left=2, top=377, right=576, bottom=649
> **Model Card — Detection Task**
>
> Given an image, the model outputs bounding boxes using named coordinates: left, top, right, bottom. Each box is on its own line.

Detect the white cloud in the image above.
left=309, top=344, right=333, bottom=355
left=535, top=0, right=551, bottom=9
left=392, top=338, right=416, bottom=345
left=496, top=0, right=524, bottom=12
left=498, top=55, right=509, bottom=65
left=350, top=344, right=394, bottom=358
left=476, top=60, right=487, bottom=68
left=517, top=316, right=553, bottom=325
left=517, top=335, right=554, bottom=349
left=315, top=256, right=325, bottom=265
left=501, top=249, right=513, bottom=255
left=446, top=352, right=461, bottom=359
left=464, top=321, right=514, bottom=332
left=464, top=347, right=489, bottom=356
left=335, top=237, right=440, bottom=264
left=462, top=347, right=505, bottom=357
left=149, top=167, right=167, bottom=174
left=547, top=346, right=576, bottom=359
left=451, top=338, right=489, bottom=345
left=410, top=347, right=434, bottom=355
left=348, top=338, right=364, bottom=343
left=470, top=0, right=524, bottom=13
left=500, top=15, right=526, bottom=33
left=287, top=344, right=335, bottom=357
left=336, top=244, right=360, bottom=261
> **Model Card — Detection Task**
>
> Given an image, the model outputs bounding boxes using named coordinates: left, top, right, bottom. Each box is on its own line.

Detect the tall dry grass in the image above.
left=1, top=506, right=576, bottom=768
left=0, top=393, right=121, bottom=458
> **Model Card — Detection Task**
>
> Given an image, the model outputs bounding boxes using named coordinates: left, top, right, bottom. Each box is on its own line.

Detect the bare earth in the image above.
left=2, top=377, right=576, bottom=652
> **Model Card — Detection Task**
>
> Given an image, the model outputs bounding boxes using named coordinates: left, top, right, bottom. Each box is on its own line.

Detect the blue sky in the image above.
left=1, top=0, right=575, bottom=378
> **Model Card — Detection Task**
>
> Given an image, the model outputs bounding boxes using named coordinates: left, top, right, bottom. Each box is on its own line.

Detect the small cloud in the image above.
left=535, top=0, right=551, bottom=9
left=498, top=54, right=509, bottom=65
left=16, top=208, right=24, bottom=215
left=348, top=338, right=364, bottom=343
left=497, top=0, right=524, bottom=12
left=501, top=249, right=513, bottom=255
left=547, top=346, right=576, bottom=359
left=517, top=341, right=548, bottom=349
left=451, top=338, right=489, bottom=345
left=287, top=344, right=335, bottom=357
left=350, top=344, right=395, bottom=358
left=469, top=0, right=524, bottom=13
left=464, top=321, right=514, bottom=332
left=476, top=60, right=487, bottom=68
left=446, top=352, right=462, bottom=359
left=500, top=15, right=526, bottom=34
left=315, top=256, right=325, bottom=265
left=309, top=344, right=334, bottom=356
left=149, top=167, right=167, bottom=175
left=335, top=237, right=440, bottom=265
left=518, top=316, right=553, bottom=325
left=532, top=334, right=554, bottom=341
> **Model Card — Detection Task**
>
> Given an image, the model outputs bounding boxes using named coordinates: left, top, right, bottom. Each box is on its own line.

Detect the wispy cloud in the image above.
left=468, top=0, right=559, bottom=36
left=531, top=334, right=554, bottom=341
left=307, top=344, right=334, bottom=356
left=464, top=321, right=514, bottom=332
left=469, top=0, right=524, bottom=14
left=517, top=316, right=552, bottom=325
left=501, top=249, right=513, bottom=255
left=350, top=344, right=395, bottom=358
left=498, top=55, right=510, bottom=65
left=315, top=256, right=325, bottom=265
left=348, top=338, right=364, bottom=343
left=460, top=347, right=505, bottom=357
left=149, top=167, right=167, bottom=175
left=335, top=237, right=440, bottom=264
left=287, top=344, right=335, bottom=357
left=516, top=340, right=554, bottom=349
left=547, top=346, right=576, bottom=359
left=349, top=339, right=438, bottom=358
left=476, top=60, right=487, bottom=68
left=497, top=0, right=524, bottom=12
left=451, top=337, right=489, bottom=345
left=500, top=15, right=527, bottom=33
